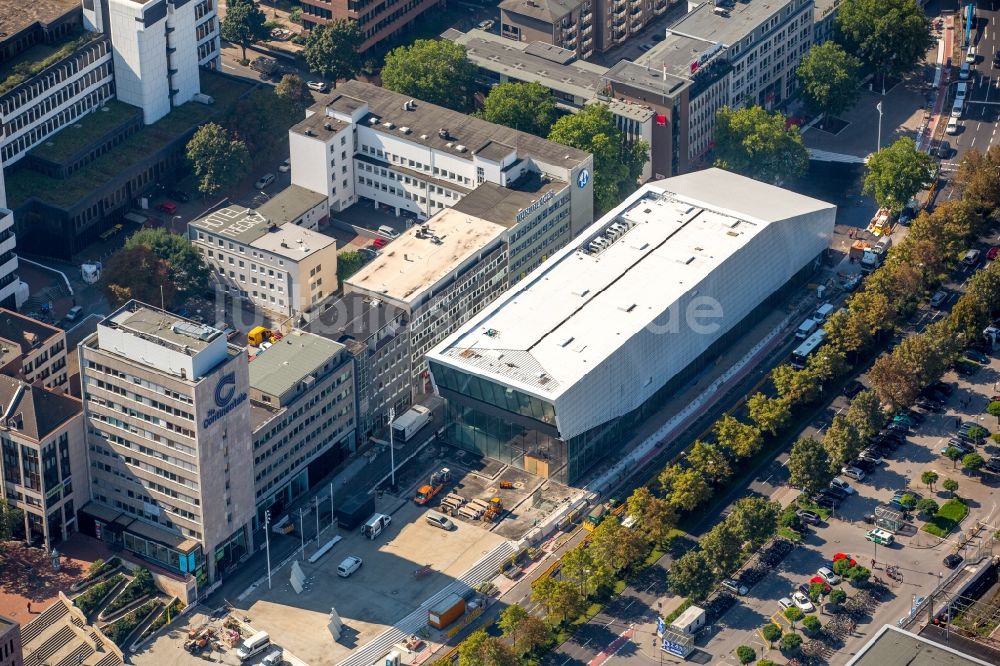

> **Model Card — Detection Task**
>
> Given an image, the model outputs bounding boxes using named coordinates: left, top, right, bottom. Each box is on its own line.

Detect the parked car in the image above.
left=850, top=458, right=877, bottom=473
left=892, top=414, right=916, bottom=428
left=307, top=81, right=329, bottom=92
left=778, top=597, right=794, bottom=611
left=721, top=579, right=749, bottom=595
left=638, top=42, right=654, bottom=51
left=156, top=201, right=177, bottom=214
left=372, top=237, right=388, bottom=249
left=943, top=553, right=964, bottom=569
left=830, top=478, right=856, bottom=495
left=915, top=396, right=943, bottom=412
left=817, top=567, right=841, bottom=585
left=254, top=173, right=276, bottom=189
left=843, top=380, right=865, bottom=398
left=941, top=439, right=974, bottom=455
left=278, top=159, right=290, bottom=173
left=964, top=348, right=990, bottom=364
left=815, top=495, right=839, bottom=510
left=841, top=466, right=866, bottom=481
left=797, top=510, right=821, bottom=525
left=947, top=118, right=961, bottom=134
left=64, top=305, right=84, bottom=323
left=791, top=591, right=815, bottom=612
left=959, top=62, right=971, bottom=79
left=935, top=141, right=952, bottom=159
left=929, top=381, right=956, bottom=396
left=859, top=449, right=883, bottom=464
left=865, top=528, right=894, bottom=545
left=988, top=246, right=999, bottom=261
left=337, top=556, right=363, bottom=577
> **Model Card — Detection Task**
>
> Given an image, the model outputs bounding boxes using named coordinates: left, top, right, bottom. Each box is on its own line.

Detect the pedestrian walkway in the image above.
left=919, top=16, right=955, bottom=151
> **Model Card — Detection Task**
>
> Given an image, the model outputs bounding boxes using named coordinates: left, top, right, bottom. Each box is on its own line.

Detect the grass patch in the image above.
left=795, top=497, right=831, bottom=520
left=73, top=573, right=124, bottom=617
left=573, top=602, right=603, bottom=625
left=0, top=30, right=102, bottom=95
left=6, top=72, right=253, bottom=209
left=922, top=498, right=969, bottom=537
left=30, top=100, right=142, bottom=162
left=778, top=526, right=805, bottom=542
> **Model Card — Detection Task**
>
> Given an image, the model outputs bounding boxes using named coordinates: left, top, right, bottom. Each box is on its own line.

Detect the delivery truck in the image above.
left=427, top=593, right=466, bottom=629
left=392, top=405, right=431, bottom=441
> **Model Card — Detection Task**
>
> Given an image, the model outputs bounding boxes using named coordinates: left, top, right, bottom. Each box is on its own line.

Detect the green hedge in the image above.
left=105, top=600, right=161, bottom=645
left=104, top=568, right=156, bottom=616
left=74, top=574, right=124, bottom=617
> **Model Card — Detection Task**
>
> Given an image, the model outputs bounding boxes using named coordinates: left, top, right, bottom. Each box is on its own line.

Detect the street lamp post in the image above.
left=299, top=508, right=305, bottom=560
left=388, top=407, right=396, bottom=489
left=264, top=510, right=272, bottom=590
left=876, top=101, right=884, bottom=151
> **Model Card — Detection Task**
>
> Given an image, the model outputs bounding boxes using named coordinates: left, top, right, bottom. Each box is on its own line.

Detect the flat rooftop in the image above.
left=251, top=223, right=335, bottom=260
left=0, top=0, right=78, bottom=47
left=249, top=330, right=345, bottom=398
left=345, top=208, right=506, bottom=305
left=499, top=0, right=584, bottom=22
left=846, top=625, right=993, bottom=666
left=634, top=32, right=722, bottom=80
left=314, top=80, right=590, bottom=170
left=668, top=0, right=797, bottom=47
left=256, top=185, right=328, bottom=227
left=604, top=58, right=691, bottom=99
left=0, top=308, right=62, bottom=349
left=443, top=28, right=607, bottom=102
left=104, top=302, right=224, bottom=354
left=430, top=168, right=834, bottom=397
left=191, top=206, right=272, bottom=244
left=304, top=292, right=407, bottom=344
left=452, top=174, right=564, bottom=227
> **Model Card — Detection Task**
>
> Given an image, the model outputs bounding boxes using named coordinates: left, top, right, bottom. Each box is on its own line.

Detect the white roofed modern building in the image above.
left=427, top=169, right=835, bottom=484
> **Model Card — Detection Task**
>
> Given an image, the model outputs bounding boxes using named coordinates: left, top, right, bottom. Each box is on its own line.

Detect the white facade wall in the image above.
left=167, top=0, right=201, bottom=105
left=0, top=169, right=18, bottom=308
left=552, top=207, right=832, bottom=439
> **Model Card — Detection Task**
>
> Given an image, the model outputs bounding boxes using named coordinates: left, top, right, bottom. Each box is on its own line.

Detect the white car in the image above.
left=817, top=567, right=841, bottom=585
left=278, top=159, right=290, bottom=173
left=951, top=101, right=964, bottom=119
left=956, top=81, right=968, bottom=101
left=307, top=80, right=329, bottom=92
left=791, top=591, right=815, bottom=612
left=337, top=555, right=363, bottom=577
left=959, top=62, right=971, bottom=80
left=841, top=466, right=866, bottom=482
left=947, top=118, right=960, bottom=135
left=721, top=579, right=749, bottom=595
left=778, top=597, right=794, bottom=611
left=830, top=478, right=855, bottom=494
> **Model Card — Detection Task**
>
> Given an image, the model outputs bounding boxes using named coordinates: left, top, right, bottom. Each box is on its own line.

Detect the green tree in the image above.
left=846, top=390, right=885, bottom=442
left=186, top=123, right=250, bottom=197
left=847, top=565, right=871, bottom=587
left=626, top=486, right=677, bottom=545
left=801, top=615, right=822, bottom=634
left=807, top=582, right=827, bottom=602
left=944, top=446, right=964, bottom=469
left=728, top=497, right=780, bottom=549
left=988, top=401, right=1000, bottom=425
left=712, top=105, right=808, bottom=185
left=699, top=521, right=743, bottom=577
left=796, top=42, right=862, bottom=121
left=124, top=228, right=210, bottom=298
left=833, top=557, right=853, bottom=577
left=223, top=86, right=300, bottom=155
left=549, top=104, right=648, bottom=212
left=736, top=645, right=757, bottom=664
left=101, top=246, right=179, bottom=309
left=783, top=606, right=804, bottom=626
left=788, top=437, right=834, bottom=496
left=714, top=414, right=764, bottom=459
left=498, top=605, right=533, bottom=655
left=781, top=633, right=803, bottom=653
left=220, top=0, right=267, bottom=62
left=668, top=550, right=716, bottom=600
left=275, top=74, right=313, bottom=111
left=868, top=351, right=920, bottom=412
left=828, top=588, right=847, bottom=605
left=0, top=498, right=23, bottom=541
left=963, top=452, right=986, bottom=474
left=823, top=414, right=863, bottom=469
left=921, top=470, right=939, bottom=492
left=916, top=498, right=939, bottom=516
left=303, top=20, right=362, bottom=86
left=458, top=629, right=518, bottom=666
left=761, top=623, right=782, bottom=647
left=660, top=467, right=712, bottom=512
left=772, top=363, right=821, bottom=405
left=943, top=478, right=959, bottom=497
left=481, top=82, right=557, bottom=137
left=337, top=250, right=365, bottom=283
left=560, top=545, right=594, bottom=596
left=747, top=393, right=792, bottom=436
left=686, top=440, right=733, bottom=485
left=955, top=147, right=1000, bottom=215
left=863, top=137, right=934, bottom=213
left=531, top=577, right=584, bottom=623
left=381, top=39, right=475, bottom=110
left=836, top=0, right=933, bottom=88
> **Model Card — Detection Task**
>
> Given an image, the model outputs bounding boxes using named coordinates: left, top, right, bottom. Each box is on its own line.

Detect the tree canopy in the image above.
left=548, top=104, right=647, bottom=212
left=788, top=436, right=833, bottom=495
left=186, top=123, right=250, bottom=196
left=480, top=82, right=557, bottom=137
left=124, top=228, right=210, bottom=298
left=712, top=105, right=808, bottom=185
left=220, top=0, right=268, bottom=62
left=836, top=0, right=933, bottom=85
left=275, top=74, right=314, bottom=111
left=796, top=42, right=862, bottom=120
left=303, top=20, right=362, bottom=86
left=381, top=40, right=476, bottom=110
left=863, top=137, right=934, bottom=212
left=101, top=245, right=178, bottom=309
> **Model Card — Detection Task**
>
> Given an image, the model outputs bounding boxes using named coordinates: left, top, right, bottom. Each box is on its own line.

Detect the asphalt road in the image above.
left=945, top=0, right=1000, bottom=166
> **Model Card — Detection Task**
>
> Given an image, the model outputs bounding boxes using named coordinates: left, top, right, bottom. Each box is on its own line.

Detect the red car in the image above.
left=372, top=237, right=387, bottom=249
left=987, top=246, right=999, bottom=261
left=156, top=201, right=177, bottom=214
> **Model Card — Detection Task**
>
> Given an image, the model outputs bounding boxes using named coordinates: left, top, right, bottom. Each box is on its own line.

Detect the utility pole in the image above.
left=264, top=510, right=272, bottom=590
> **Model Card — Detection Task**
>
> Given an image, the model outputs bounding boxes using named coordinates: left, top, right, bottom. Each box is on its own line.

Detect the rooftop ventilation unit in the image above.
left=402, top=100, right=416, bottom=111
left=438, top=128, right=451, bottom=139
left=400, top=126, right=411, bottom=134
left=368, top=117, right=379, bottom=125
left=456, top=145, right=467, bottom=152
left=420, top=134, right=429, bottom=140
left=324, top=122, right=333, bottom=131
left=383, top=121, right=395, bottom=129
left=171, top=321, right=215, bottom=342
left=559, top=337, right=574, bottom=347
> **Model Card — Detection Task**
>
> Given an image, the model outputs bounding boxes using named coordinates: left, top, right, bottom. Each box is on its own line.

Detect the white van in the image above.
left=812, top=303, right=835, bottom=323
left=361, top=512, right=391, bottom=539
left=261, top=648, right=285, bottom=666
left=236, top=631, right=270, bottom=661
left=952, top=100, right=964, bottom=119
left=377, top=225, right=399, bottom=239
left=795, top=318, right=819, bottom=340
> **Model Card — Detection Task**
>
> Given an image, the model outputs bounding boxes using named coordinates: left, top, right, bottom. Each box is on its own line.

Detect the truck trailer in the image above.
left=427, top=593, right=466, bottom=629
left=392, top=405, right=432, bottom=441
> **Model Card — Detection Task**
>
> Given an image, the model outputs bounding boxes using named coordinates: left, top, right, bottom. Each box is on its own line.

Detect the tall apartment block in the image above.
left=500, top=0, right=677, bottom=57
left=78, top=302, right=254, bottom=584
left=299, top=0, right=443, bottom=52
left=0, top=171, right=18, bottom=308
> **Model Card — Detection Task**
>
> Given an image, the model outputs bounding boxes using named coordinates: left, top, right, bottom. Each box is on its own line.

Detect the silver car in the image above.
left=426, top=512, right=456, bottom=531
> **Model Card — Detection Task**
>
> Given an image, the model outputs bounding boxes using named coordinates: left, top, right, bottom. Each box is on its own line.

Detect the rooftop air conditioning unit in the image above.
left=368, top=117, right=379, bottom=124
left=400, top=126, right=411, bottom=134
left=383, top=121, right=395, bottom=129
left=438, top=128, right=450, bottom=139
left=455, top=145, right=467, bottom=152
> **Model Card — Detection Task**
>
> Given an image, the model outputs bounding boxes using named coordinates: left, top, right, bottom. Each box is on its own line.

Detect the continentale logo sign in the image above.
left=204, top=371, right=247, bottom=427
